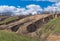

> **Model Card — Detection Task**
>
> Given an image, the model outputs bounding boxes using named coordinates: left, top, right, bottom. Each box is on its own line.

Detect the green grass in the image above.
left=0, top=16, right=19, bottom=25
left=41, top=17, right=60, bottom=35
left=0, top=30, right=40, bottom=41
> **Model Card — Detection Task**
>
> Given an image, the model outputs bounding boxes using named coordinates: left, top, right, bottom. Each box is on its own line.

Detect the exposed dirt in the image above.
left=47, top=34, right=60, bottom=41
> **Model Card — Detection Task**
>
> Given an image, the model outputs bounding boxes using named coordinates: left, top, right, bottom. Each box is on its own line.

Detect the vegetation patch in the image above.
left=0, top=16, right=19, bottom=25
left=0, top=30, right=40, bottom=41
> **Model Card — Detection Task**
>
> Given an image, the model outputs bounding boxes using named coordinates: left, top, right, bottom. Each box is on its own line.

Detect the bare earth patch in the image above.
left=47, top=34, right=60, bottom=41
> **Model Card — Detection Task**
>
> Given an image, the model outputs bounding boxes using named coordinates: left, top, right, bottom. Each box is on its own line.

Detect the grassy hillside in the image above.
left=0, top=15, right=60, bottom=41
left=0, top=30, right=40, bottom=41
left=0, top=16, right=19, bottom=25
left=39, top=16, right=60, bottom=36
left=34, top=16, right=60, bottom=41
